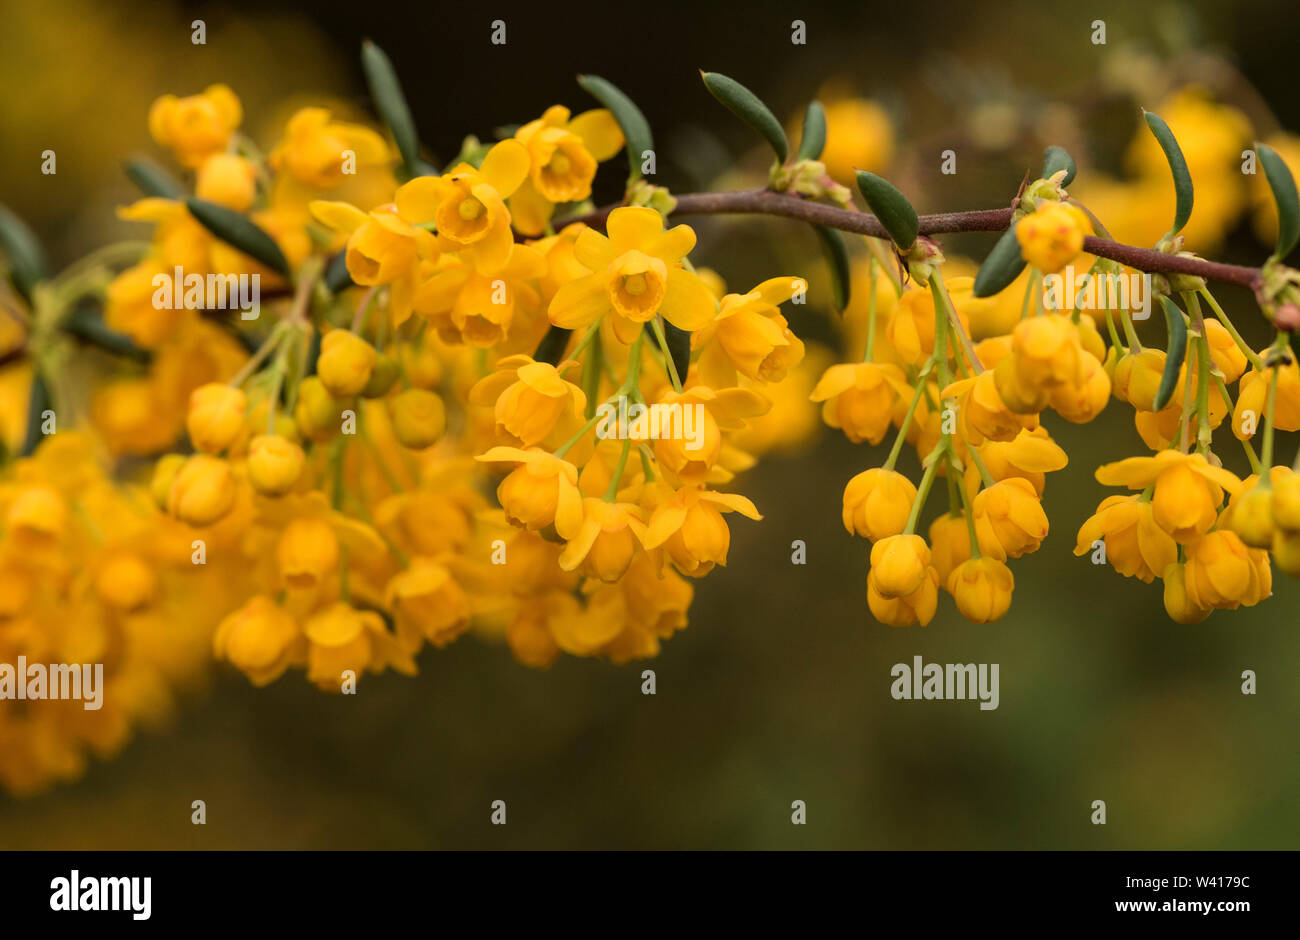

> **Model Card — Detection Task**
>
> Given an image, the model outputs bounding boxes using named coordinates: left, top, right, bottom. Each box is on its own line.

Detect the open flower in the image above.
left=148, top=84, right=242, bottom=167
left=642, top=485, right=762, bottom=576
left=702, top=277, right=807, bottom=382
left=476, top=446, right=583, bottom=538
left=548, top=207, right=717, bottom=343
left=809, top=361, right=911, bottom=444
left=468, top=354, right=587, bottom=448
left=1094, top=450, right=1243, bottom=543
left=1073, top=494, right=1176, bottom=582
left=510, top=105, right=624, bottom=235
left=557, top=498, right=649, bottom=582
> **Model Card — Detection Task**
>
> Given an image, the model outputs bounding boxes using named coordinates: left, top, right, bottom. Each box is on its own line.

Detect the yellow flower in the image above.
left=511, top=105, right=624, bottom=235
left=886, top=286, right=970, bottom=366
left=277, top=516, right=339, bottom=592
left=1094, top=450, right=1242, bottom=544
left=1048, top=350, right=1110, bottom=423
left=1222, top=473, right=1279, bottom=549
left=842, top=467, right=916, bottom=541
left=972, top=477, right=1048, bottom=560
left=388, top=388, right=446, bottom=450
left=475, top=446, right=583, bottom=538
left=947, top=556, right=1014, bottom=623
left=270, top=107, right=390, bottom=189
left=1182, top=530, right=1271, bottom=611
left=105, top=259, right=189, bottom=349
left=1272, top=469, right=1300, bottom=531
left=1204, top=320, right=1248, bottom=383
left=975, top=427, right=1068, bottom=495
left=1010, top=313, right=1082, bottom=390
left=246, top=434, right=305, bottom=497
left=643, top=485, right=762, bottom=577
left=412, top=244, right=546, bottom=347
left=1162, top=562, right=1212, bottom=624
left=194, top=153, right=259, bottom=211
left=1073, top=494, right=1176, bottom=582
left=1015, top=202, right=1090, bottom=274
left=818, top=97, right=894, bottom=183
left=386, top=558, right=472, bottom=650
left=1112, top=349, right=1170, bottom=413
left=867, top=564, right=938, bottom=627
left=650, top=385, right=769, bottom=484
left=213, top=596, right=304, bottom=686
left=148, top=84, right=242, bottom=167
left=394, top=139, right=530, bottom=274
left=303, top=602, right=416, bottom=691
left=809, top=361, right=910, bottom=444
left=945, top=370, right=1040, bottom=445
left=308, top=201, right=438, bottom=326
left=186, top=382, right=246, bottom=454
left=166, top=454, right=235, bottom=526
left=558, top=498, right=648, bottom=583
left=929, top=511, right=973, bottom=585
left=93, top=552, right=157, bottom=612
left=317, top=330, right=377, bottom=398
left=1232, top=356, right=1300, bottom=440
left=705, top=277, right=807, bottom=382
left=869, top=534, right=931, bottom=599
left=548, top=207, right=718, bottom=344
left=468, top=354, right=586, bottom=448
left=293, top=375, right=348, bottom=443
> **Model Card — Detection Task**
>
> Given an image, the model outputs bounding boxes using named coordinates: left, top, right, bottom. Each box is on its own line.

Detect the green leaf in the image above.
left=1257, top=142, right=1300, bottom=259
left=62, top=306, right=150, bottom=363
left=0, top=204, right=48, bottom=303
left=577, top=74, right=654, bottom=183
left=973, top=227, right=1027, bottom=298
left=361, top=39, right=425, bottom=178
left=812, top=224, right=850, bottom=312
left=124, top=156, right=184, bottom=199
left=1153, top=295, right=1187, bottom=411
left=323, top=250, right=355, bottom=294
left=533, top=325, right=573, bottom=367
left=1041, top=146, right=1076, bottom=186
left=20, top=369, right=51, bottom=457
left=1143, top=111, right=1194, bottom=236
left=855, top=171, right=918, bottom=249
left=700, top=71, right=788, bottom=164
left=797, top=101, right=826, bottom=162
left=185, top=197, right=289, bottom=276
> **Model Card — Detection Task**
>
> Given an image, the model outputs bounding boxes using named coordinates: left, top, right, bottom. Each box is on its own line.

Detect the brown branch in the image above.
left=550, top=189, right=1265, bottom=291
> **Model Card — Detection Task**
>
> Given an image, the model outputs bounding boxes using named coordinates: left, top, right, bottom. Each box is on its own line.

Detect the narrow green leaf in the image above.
left=20, top=370, right=51, bottom=457
left=1257, top=142, right=1300, bottom=259
left=812, top=224, right=850, bottom=312
left=973, top=227, right=1028, bottom=298
left=62, top=306, right=150, bottom=363
left=533, top=325, right=573, bottom=367
left=0, top=204, right=48, bottom=303
left=1143, top=111, right=1194, bottom=236
left=660, top=320, right=692, bottom=384
left=700, top=71, right=788, bottom=163
left=1041, top=146, right=1076, bottom=186
left=185, top=197, right=289, bottom=276
left=324, top=250, right=355, bottom=294
left=124, top=156, right=184, bottom=199
left=1154, top=295, right=1187, bottom=411
left=577, top=74, right=653, bottom=183
left=361, top=39, right=424, bottom=178
left=797, top=101, right=827, bottom=162
left=855, top=171, right=918, bottom=249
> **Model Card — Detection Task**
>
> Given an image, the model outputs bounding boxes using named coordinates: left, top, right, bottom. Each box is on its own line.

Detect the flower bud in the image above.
left=1227, top=484, right=1274, bottom=549
left=1272, top=472, right=1300, bottom=531
left=186, top=382, right=247, bottom=453
left=150, top=453, right=186, bottom=509
left=362, top=352, right=399, bottom=398
left=195, top=153, right=258, bottom=211
left=317, top=330, right=377, bottom=398
left=947, top=556, right=1014, bottom=623
left=1162, top=562, right=1212, bottom=624
left=842, top=468, right=916, bottom=541
left=247, top=434, right=305, bottom=496
left=294, top=375, right=347, bottom=442
left=869, top=534, right=930, bottom=599
left=389, top=388, right=446, bottom=449
left=213, top=595, right=303, bottom=686
left=167, top=454, right=235, bottom=526
left=95, top=553, right=157, bottom=612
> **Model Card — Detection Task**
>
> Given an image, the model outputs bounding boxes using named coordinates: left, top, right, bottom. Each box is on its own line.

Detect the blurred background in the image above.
left=1, top=0, right=1298, bottom=848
